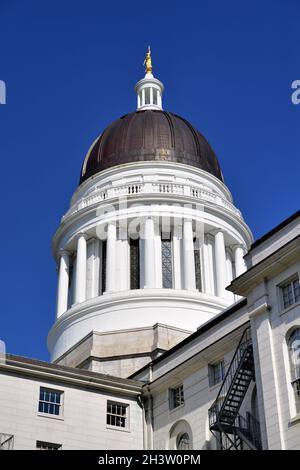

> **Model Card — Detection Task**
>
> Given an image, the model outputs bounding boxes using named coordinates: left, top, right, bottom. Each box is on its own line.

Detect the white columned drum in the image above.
left=74, top=234, right=87, bottom=304
left=214, top=230, right=227, bottom=298
left=106, top=222, right=117, bottom=293
left=183, top=219, right=196, bottom=290
left=56, top=250, right=69, bottom=318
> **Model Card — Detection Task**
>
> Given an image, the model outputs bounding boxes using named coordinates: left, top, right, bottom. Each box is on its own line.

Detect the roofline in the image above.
left=1, top=354, right=143, bottom=396
left=128, top=298, right=247, bottom=379
left=229, top=234, right=300, bottom=295
left=250, top=209, right=300, bottom=251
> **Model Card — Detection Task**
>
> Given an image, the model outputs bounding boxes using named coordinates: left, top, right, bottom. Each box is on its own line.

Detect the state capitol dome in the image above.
left=80, top=110, right=223, bottom=184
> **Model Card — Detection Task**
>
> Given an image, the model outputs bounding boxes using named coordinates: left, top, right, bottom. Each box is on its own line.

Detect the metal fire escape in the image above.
left=209, top=327, right=262, bottom=450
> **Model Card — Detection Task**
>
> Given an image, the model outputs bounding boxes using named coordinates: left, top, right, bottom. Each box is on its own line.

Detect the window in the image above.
left=0, top=433, right=14, bottom=450
left=281, top=277, right=300, bottom=309
left=169, top=384, right=184, bottom=410
left=209, top=360, right=225, bottom=387
left=106, top=401, right=129, bottom=429
left=38, top=387, right=63, bottom=416
left=145, top=88, right=150, bottom=104
left=161, top=234, right=173, bottom=288
left=288, top=329, right=300, bottom=413
left=36, top=441, right=62, bottom=450
left=176, top=433, right=192, bottom=450
left=101, top=240, right=107, bottom=294
left=130, top=238, right=140, bottom=289
left=194, top=245, right=202, bottom=291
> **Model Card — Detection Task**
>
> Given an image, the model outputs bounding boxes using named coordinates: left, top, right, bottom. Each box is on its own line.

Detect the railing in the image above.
left=236, top=412, right=262, bottom=450
left=63, top=181, right=242, bottom=221
left=209, top=327, right=252, bottom=427
left=0, top=433, right=14, bottom=450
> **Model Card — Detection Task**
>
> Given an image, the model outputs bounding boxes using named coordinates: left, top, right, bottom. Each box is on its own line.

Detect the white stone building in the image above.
left=0, top=55, right=300, bottom=450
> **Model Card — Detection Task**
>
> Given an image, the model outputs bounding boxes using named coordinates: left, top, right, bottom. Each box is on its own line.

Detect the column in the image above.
left=154, top=222, right=162, bottom=288
left=74, top=233, right=87, bottom=304
left=86, top=238, right=100, bottom=300
left=201, top=236, right=214, bottom=295
left=158, top=92, right=162, bottom=108
left=105, top=222, right=117, bottom=292
left=183, top=219, right=196, bottom=290
left=234, top=244, right=246, bottom=277
left=116, top=228, right=129, bottom=291
left=56, top=250, right=69, bottom=318
left=226, top=250, right=235, bottom=302
left=214, top=230, right=227, bottom=298
left=137, top=93, right=141, bottom=109
left=142, top=88, right=145, bottom=107
left=173, top=222, right=182, bottom=289
left=143, top=217, right=156, bottom=288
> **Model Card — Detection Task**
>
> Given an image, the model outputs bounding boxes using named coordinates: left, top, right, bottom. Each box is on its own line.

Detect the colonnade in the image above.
left=56, top=219, right=246, bottom=318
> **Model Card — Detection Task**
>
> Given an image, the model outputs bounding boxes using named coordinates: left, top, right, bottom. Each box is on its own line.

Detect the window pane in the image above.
left=210, top=361, right=225, bottom=386
left=107, top=401, right=128, bottom=428
left=293, top=380, right=300, bottom=414
left=283, top=283, right=294, bottom=308
left=293, top=279, right=300, bottom=303
left=194, top=247, right=201, bottom=291
left=38, top=388, right=62, bottom=416
left=177, top=433, right=192, bottom=450
left=145, top=88, right=150, bottom=104
left=170, top=385, right=184, bottom=409
left=101, top=241, right=107, bottom=294
left=162, top=236, right=173, bottom=288
left=130, top=238, right=140, bottom=289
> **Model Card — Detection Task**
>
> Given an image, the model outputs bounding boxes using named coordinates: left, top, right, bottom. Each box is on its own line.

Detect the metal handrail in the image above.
left=236, top=412, right=262, bottom=450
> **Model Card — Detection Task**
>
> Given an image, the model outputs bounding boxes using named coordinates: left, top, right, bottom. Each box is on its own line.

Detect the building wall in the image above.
left=250, top=258, right=300, bottom=450
left=144, top=325, right=254, bottom=450
left=0, top=372, right=143, bottom=450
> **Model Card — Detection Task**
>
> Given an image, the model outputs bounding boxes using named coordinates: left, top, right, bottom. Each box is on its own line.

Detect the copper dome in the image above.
left=80, top=110, right=223, bottom=184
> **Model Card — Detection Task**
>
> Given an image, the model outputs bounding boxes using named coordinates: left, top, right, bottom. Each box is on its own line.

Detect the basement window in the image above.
left=36, top=440, right=62, bottom=450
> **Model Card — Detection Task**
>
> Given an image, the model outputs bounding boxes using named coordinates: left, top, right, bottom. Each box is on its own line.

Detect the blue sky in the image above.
left=0, top=0, right=299, bottom=361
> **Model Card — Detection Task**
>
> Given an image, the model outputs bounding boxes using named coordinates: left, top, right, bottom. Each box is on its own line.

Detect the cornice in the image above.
left=228, top=235, right=300, bottom=297
left=0, top=357, right=143, bottom=396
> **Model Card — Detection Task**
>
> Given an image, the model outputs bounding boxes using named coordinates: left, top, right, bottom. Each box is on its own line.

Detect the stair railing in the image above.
left=209, top=327, right=252, bottom=428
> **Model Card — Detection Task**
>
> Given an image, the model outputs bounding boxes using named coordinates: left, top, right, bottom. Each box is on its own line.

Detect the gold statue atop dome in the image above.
left=143, top=46, right=152, bottom=75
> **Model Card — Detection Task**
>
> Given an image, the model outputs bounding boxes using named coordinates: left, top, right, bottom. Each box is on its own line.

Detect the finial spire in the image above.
left=143, top=46, right=152, bottom=75
left=135, top=47, right=164, bottom=111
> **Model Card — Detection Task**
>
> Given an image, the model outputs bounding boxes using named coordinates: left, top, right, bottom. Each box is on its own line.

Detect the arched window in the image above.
left=288, top=328, right=300, bottom=413
left=168, top=420, right=193, bottom=450
left=176, top=433, right=192, bottom=450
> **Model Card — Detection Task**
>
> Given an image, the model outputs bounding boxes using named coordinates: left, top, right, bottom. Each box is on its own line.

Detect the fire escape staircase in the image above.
left=209, top=327, right=262, bottom=450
